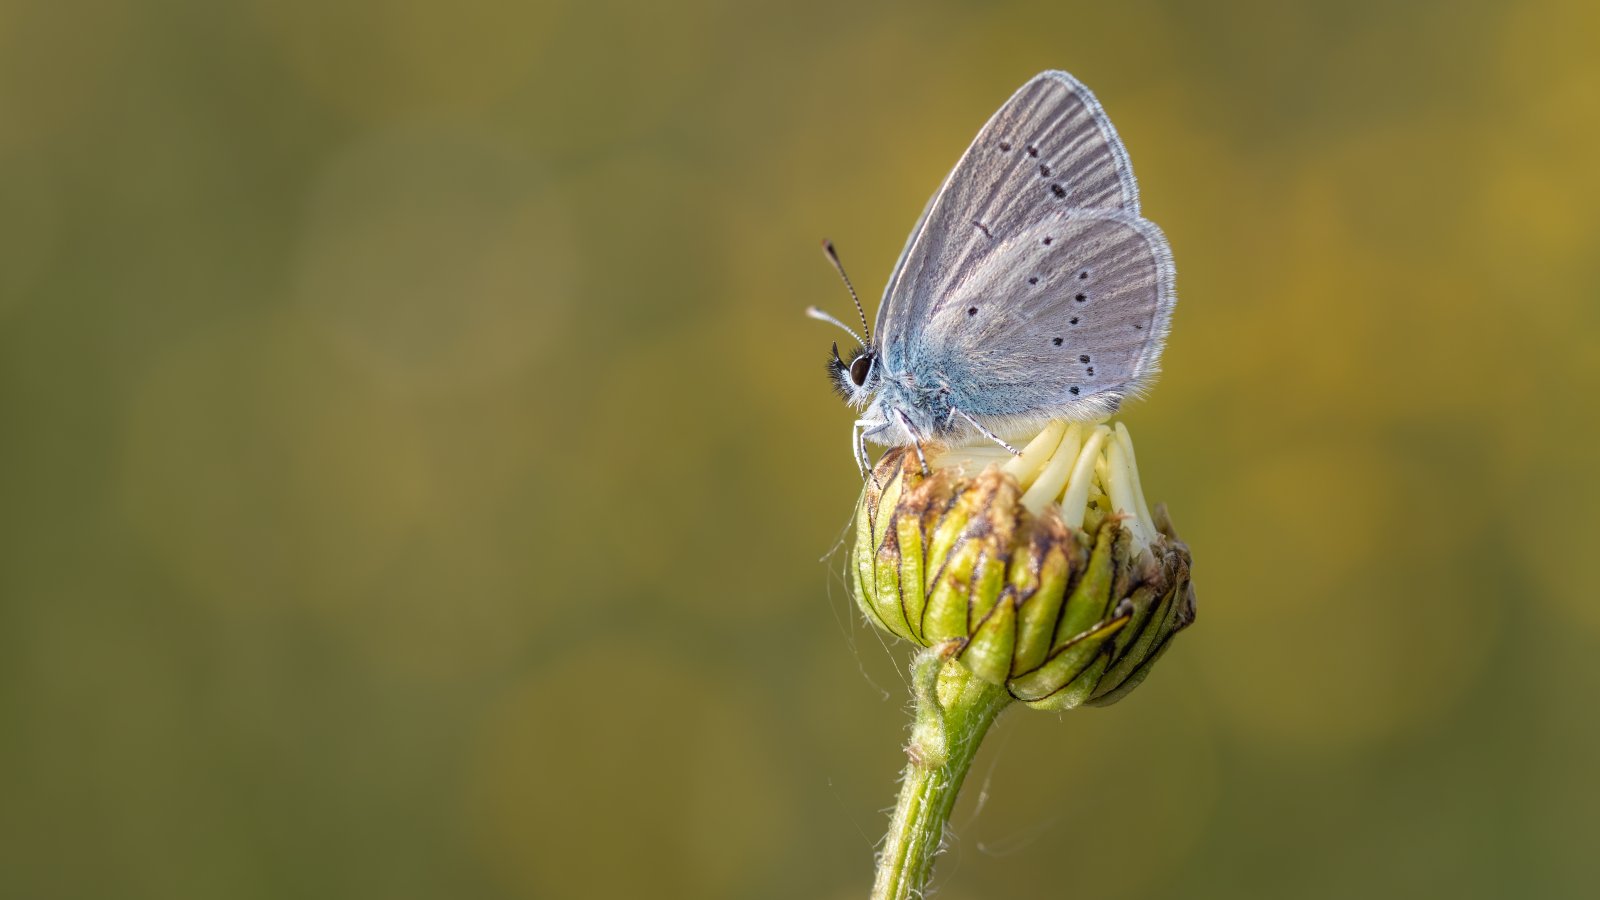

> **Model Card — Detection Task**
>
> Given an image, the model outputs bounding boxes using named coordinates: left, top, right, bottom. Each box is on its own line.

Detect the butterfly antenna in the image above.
left=822, top=240, right=871, bottom=344
left=804, top=307, right=865, bottom=347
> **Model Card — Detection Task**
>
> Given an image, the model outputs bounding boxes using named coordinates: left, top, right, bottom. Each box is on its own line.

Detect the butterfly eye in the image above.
left=849, top=354, right=873, bottom=387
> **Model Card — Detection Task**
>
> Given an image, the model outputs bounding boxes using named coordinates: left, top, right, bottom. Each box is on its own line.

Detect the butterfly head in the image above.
left=828, top=341, right=879, bottom=407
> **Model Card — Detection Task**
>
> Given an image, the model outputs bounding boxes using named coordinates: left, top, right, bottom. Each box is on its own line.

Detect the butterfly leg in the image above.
left=850, top=420, right=869, bottom=480
left=951, top=408, right=1021, bottom=456
left=891, top=409, right=931, bottom=476
left=852, top=419, right=881, bottom=488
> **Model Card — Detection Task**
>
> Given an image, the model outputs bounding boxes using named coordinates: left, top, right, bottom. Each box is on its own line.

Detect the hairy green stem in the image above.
left=872, top=647, right=1014, bottom=900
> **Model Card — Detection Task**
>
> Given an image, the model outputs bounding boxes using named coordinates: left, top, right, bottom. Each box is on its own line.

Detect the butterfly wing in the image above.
left=911, top=208, right=1175, bottom=431
left=877, top=71, right=1141, bottom=367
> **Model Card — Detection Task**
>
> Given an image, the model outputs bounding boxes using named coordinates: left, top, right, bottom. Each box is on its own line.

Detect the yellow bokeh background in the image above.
left=3, top=1, right=1598, bottom=897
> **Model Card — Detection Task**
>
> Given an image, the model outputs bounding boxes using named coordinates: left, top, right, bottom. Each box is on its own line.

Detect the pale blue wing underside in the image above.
left=878, top=71, right=1142, bottom=368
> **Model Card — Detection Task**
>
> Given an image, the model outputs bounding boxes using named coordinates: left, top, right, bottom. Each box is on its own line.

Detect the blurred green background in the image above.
left=2, top=0, right=1598, bottom=898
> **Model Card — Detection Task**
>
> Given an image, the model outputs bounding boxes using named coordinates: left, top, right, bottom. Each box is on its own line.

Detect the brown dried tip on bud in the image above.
left=851, top=421, right=1195, bottom=710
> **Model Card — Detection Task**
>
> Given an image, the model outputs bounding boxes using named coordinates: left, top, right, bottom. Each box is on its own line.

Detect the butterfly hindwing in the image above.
left=905, top=209, right=1174, bottom=428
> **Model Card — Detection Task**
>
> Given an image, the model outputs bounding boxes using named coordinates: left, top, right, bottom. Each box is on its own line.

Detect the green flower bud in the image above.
left=852, top=421, right=1196, bottom=711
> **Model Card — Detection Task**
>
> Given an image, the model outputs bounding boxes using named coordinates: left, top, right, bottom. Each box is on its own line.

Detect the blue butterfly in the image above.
left=810, top=71, right=1176, bottom=476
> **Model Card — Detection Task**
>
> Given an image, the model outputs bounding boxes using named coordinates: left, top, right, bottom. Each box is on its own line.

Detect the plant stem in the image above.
left=872, top=647, right=1014, bottom=900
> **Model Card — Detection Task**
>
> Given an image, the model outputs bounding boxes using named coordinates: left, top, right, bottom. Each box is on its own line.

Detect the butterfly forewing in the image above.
left=916, top=209, right=1174, bottom=423
left=878, top=71, right=1140, bottom=367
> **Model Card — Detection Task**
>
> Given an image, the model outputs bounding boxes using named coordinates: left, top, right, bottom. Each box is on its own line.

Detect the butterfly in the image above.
left=808, top=71, right=1176, bottom=477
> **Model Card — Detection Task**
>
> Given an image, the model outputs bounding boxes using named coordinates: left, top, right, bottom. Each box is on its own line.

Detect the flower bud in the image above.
left=851, top=422, right=1195, bottom=711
